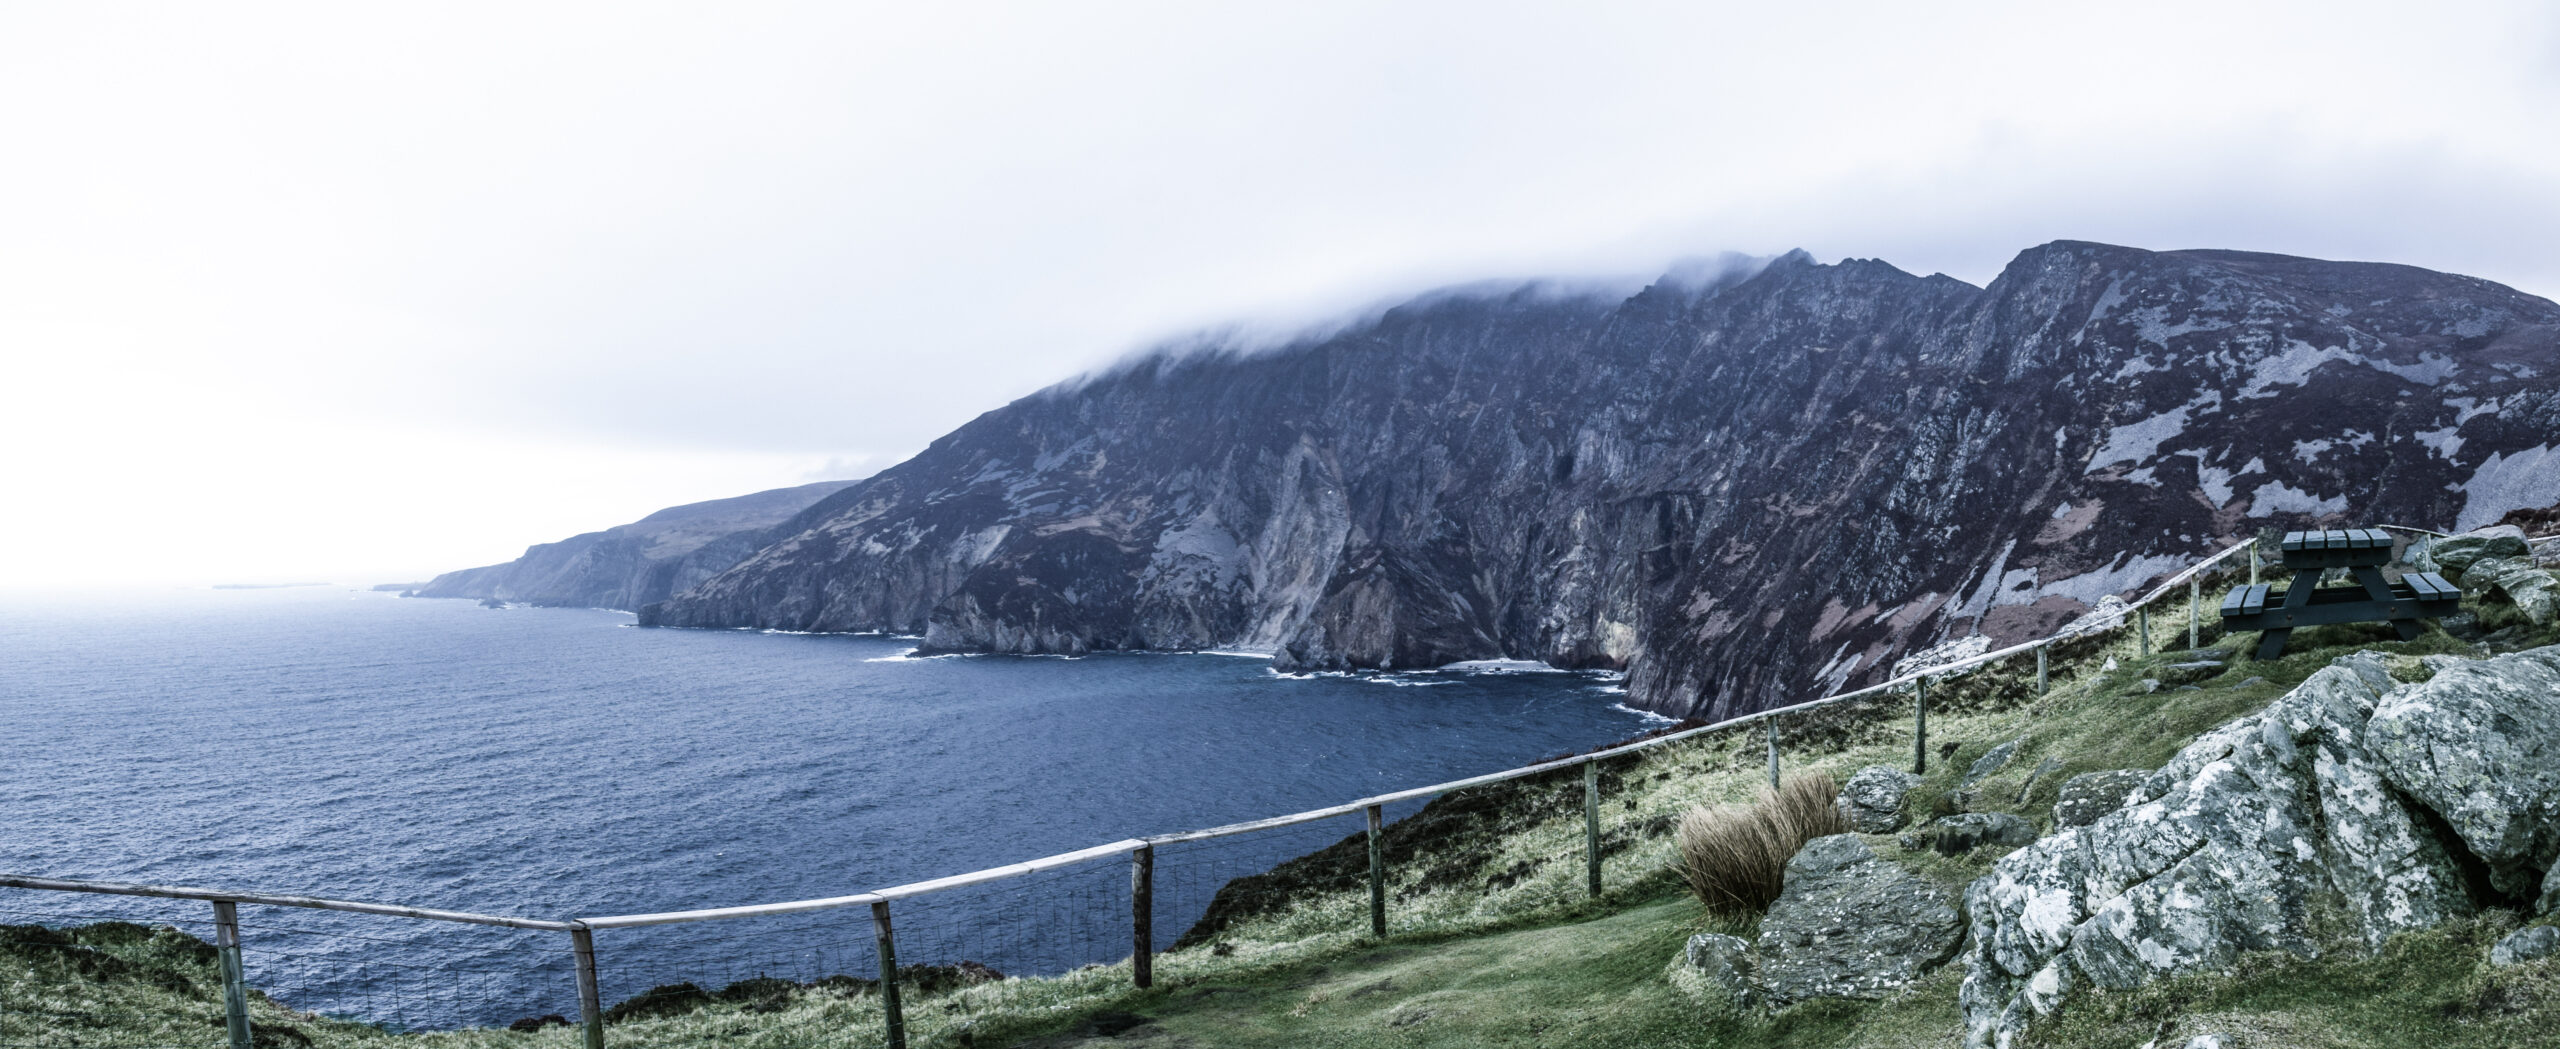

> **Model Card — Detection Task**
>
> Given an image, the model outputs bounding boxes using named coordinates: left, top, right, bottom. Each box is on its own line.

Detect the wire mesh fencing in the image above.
left=227, top=909, right=575, bottom=1033
left=0, top=900, right=228, bottom=1049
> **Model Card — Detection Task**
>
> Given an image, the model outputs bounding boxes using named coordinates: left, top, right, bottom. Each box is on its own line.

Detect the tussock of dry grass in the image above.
left=1674, top=771, right=1844, bottom=918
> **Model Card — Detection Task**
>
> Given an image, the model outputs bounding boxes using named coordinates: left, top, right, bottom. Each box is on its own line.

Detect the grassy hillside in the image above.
left=9, top=569, right=2558, bottom=1048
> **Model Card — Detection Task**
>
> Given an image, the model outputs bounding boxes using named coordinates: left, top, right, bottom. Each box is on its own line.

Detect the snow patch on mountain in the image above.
left=2247, top=480, right=2349, bottom=517
left=2458, top=445, right=2560, bottom=530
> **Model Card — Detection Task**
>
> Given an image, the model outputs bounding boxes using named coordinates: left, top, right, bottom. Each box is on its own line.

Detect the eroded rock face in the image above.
left=1754, top=835, right=1964, bottom=1004
left=2365, top=647, right=2560, bottom=908
left=2051, top=769, right=2150, bottom=828
left=1959, top=653, right=2486, bottom=1049
left=1837, top=765, right=1925, bottom=833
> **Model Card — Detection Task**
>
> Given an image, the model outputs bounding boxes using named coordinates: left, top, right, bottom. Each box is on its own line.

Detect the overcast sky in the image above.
left=5, top=1, right=2557, bottom=587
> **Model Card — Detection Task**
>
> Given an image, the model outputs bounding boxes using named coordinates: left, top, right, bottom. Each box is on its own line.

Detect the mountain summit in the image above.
left=609, top=241, right=2560, bottom=718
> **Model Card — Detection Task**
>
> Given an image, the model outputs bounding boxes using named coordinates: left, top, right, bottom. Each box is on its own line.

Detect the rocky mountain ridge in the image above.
left=414, top=479, right=860, bottom=610
left=620, top=240, right=2560, bottom=718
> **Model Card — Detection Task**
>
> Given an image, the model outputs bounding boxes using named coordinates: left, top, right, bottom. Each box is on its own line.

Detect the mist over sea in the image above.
left=0, top=586, right=1646, bottom=1027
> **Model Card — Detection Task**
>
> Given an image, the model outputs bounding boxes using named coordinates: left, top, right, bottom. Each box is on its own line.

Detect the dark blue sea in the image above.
left=0, top=586, right=1651, bottom=1028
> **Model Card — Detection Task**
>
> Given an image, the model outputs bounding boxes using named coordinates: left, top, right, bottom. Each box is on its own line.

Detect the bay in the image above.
left=0, top=586, right=1650, bottom=1027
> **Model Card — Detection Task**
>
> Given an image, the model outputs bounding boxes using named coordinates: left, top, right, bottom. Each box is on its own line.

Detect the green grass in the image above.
left=8, top=573, right=2556, bottom=1048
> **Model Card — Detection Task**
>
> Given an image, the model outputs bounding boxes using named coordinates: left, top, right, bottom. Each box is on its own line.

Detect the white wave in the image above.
left=1610, top=702, right=1680, bottom=726
left=1194, top=649, right=1274, bottom=659
left=860, top=648, right=978, bottom=663
left=1436, top=658, right=1568, bottom=674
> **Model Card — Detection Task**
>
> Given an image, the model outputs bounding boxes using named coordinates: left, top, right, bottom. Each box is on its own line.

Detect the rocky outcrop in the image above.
left=1754, top=835, right=1967, bottom=1003
left=1837, top=766, right=1924, bottom=833
left=2051, top=769, right=2149, bottom=828
left=417, top=481, right=861, bottom=610
left=2463, top=557, right=2560, bottom=627
left=637, top=242, right=2560, bottom=718
left=1958, top=648, right=2560, bottom=1048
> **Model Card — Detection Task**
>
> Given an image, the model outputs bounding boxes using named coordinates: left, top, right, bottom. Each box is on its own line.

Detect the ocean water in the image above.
left=0, top=586, right=1651, bottom=1028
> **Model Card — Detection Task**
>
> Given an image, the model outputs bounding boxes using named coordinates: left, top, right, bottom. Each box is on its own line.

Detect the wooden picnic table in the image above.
left=2219, top=528, right=2460, bottom=660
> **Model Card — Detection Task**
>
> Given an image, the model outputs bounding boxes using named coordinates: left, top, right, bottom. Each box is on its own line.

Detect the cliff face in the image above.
left=415, top=480, right=861, bottom=610
left=637, top=242, right=2560, bottom=718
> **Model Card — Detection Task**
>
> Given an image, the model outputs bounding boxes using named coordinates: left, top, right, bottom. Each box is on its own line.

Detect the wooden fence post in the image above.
left=2251, top=543, right=2261, bottom=585
left=1130, top=845, right=1154, bottom=989
left=1913, top=675, right=1929, bottom=775
left=1366, top=804, right=1386, bottom=937
left=2189, top=579, right=2201, bottom=649
left=1583, top=759, right=1602, bottom=898
left=2138, top=608, right=2151, bottom=658
left=211, top=901, right=251, bottom=1049
left=872, top=901, right=907, bottom=1049
left=2036, top=644, right=2048, bottom=695
left=1766, top=719, right=1780, bottom=791
left=571, top=926, right=604, bottom=1049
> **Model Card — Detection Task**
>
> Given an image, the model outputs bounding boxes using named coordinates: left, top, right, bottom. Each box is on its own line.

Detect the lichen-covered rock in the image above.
left=1837, top=765, right=1924, bottom=833
left=2365, top=646, right=2560, bottom=906
left=2492, top=925, right=2560, bottom=967
left=1754, top=835, right=1963, bottom=1004
left=1903, top=812, right=2038, bottom=855
left=2460, top=556, right=2560, bottom=627
left=2423, top=526, right=2533, bottom=580
left=1682, top=932, right=1756, bottom=1002
left=1960, top=653, right=2481, bottom=1049
left=2052, top=769, right=2149, bottom=828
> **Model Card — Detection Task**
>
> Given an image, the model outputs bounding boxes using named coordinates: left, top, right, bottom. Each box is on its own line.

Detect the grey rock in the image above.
left=1837, top=765, right=1925, bottom=833
left=2365, top=646, right=2560, bottom=906
left=2232, top=675, right=2268, bottom=689
left=2425, top=526, right=2532, bottom=581
left=1960, top=653, right=2481, bottom=1049
left=2138, top=678, right=2162, bottom=694
left=1963, top=739, right=2024, bottom=789
left=1904, top=812, right=2038, bottom=855
left=2182, top=1037, right=2229, bottom=1049
left=1683, top=932, right=1756, bottom=1001
left=2052, top=770, right=2150, bottom=828
left=1753, top=835, right=1963, bottom=1004
left=2462, top=557, right=2560, bottom=627
left=2491, top=925, right=2560, bottom=967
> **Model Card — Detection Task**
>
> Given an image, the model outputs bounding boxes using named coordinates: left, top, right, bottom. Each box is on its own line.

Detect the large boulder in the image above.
left=2420, top=526, right=2532, bottom=580
left=2365, top=646, right=2560, bottom=908
left=1837, top=765, right=1924, bottom=833
left=1959, top=653, right=2482, bottom=1049
left=2052, top=769, right=2150, bottom=828
left=1753, top=835, right=1964, bottom=1003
